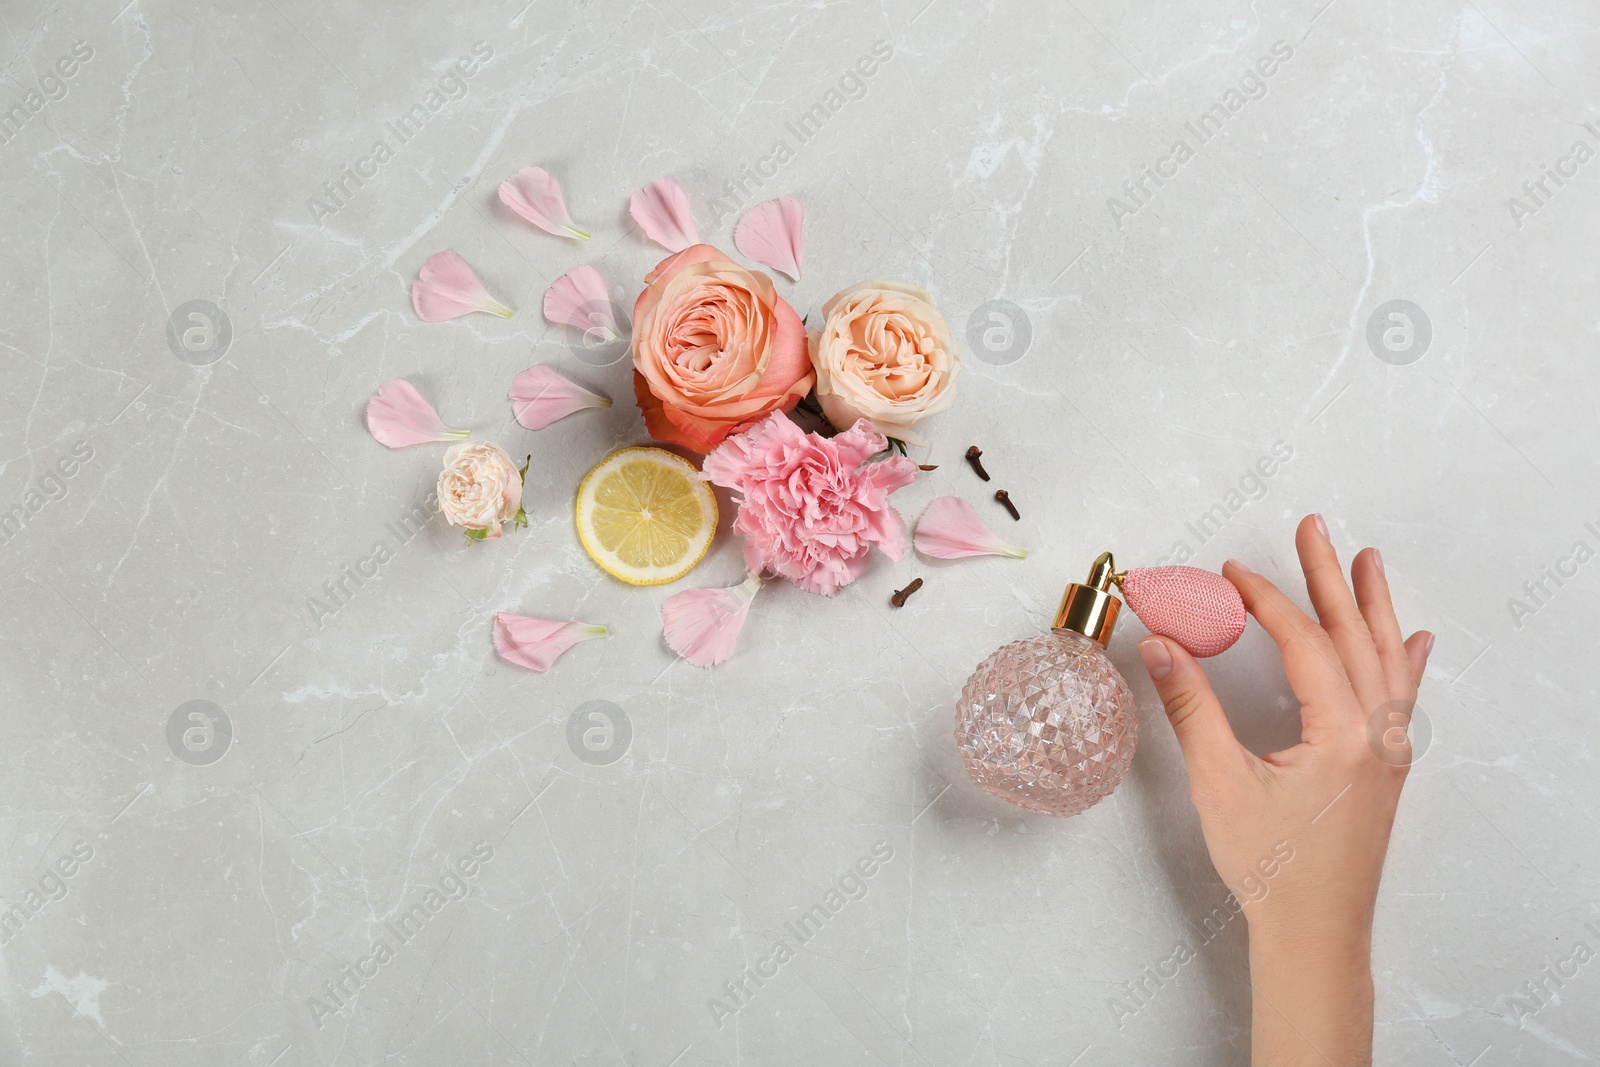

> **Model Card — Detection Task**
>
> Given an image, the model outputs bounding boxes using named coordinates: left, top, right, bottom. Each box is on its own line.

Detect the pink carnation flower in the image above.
left=702, top=413, right=918, bottom=596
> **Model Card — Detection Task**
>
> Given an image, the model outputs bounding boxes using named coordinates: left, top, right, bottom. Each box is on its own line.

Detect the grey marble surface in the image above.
left=2, top=0, right=1597, bottom=1063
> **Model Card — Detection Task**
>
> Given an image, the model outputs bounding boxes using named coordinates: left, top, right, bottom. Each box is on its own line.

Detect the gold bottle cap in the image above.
left=1051, top=551, right=1125, bottom=647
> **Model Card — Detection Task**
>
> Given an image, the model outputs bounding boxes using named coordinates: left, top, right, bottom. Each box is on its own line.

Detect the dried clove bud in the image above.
left=965, top=446, right=991, bottom=481
left=994, top=489, right=1020, bottom=521
left=890, top=577, right=924, bottom=607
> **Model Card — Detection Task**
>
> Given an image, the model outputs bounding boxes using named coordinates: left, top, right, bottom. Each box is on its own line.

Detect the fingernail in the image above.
left=1372, top=548, right=1385, bottom=575
left=1138, top=638, right=1173, bottom=682
left=1424, top=632, right=1436, bottom=659
left=1227, top=558, right=1254, bottom=575
left=1313, top=513, right=1329, bottom=540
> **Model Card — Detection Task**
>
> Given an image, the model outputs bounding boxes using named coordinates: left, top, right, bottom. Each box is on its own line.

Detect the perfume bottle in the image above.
left=956, top=552, right=1137, bottom=817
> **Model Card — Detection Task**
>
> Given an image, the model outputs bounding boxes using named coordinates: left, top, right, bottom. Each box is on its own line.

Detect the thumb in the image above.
left=1137, top=636, right=1243, bottom=782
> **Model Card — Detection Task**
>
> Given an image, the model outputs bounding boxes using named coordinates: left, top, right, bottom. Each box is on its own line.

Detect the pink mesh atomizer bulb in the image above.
left=955, top=553, right=1245, bottom=817
left=1119, top=566, right=1247, bottom=658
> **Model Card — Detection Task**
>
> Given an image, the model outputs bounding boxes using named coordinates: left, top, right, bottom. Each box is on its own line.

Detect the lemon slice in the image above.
left=575, top=447, right=718, bottom=585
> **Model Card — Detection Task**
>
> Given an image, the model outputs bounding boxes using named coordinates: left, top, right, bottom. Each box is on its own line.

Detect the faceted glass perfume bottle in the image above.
left=956, top=553, right=1138, bottom=817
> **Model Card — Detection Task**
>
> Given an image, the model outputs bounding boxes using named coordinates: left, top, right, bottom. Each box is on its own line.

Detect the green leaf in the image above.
left=463, top=527, right=489, bottom=541
left=511, top=507, right=528, bottom=529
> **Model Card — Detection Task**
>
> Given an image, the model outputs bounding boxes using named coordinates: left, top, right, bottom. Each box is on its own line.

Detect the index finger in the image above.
left=1222, top=559, right=1355, bottom=715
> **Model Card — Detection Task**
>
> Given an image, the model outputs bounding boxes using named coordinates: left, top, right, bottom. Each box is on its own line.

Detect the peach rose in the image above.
left=437, top=441, right=525, bottom=540
left=632, top=244, right=814, bottom=454
left=809, top=281, right=961, bottom=444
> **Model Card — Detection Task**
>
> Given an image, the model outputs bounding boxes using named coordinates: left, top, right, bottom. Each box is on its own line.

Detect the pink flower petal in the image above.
left=411, top=250, right=514, bottom=321
left=492, top=613, right=609, bottom=672
left=913, top=496, right=1027, bottom=560
left=366, top=379, right=469, bottom=448
left=628, top=177, right=698, bottom=252
left=661, top=573, right=762, bottom=667
left=498, top=166, right=591, bottom=240
left=733, top=196, right=803, bottom=281
left=543, top=264, right=622, bottom=342
left=508, top=365, right=612, bottom=430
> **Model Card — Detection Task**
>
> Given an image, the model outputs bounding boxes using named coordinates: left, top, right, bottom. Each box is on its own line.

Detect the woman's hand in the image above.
left=1136, top=514, right=1433, bottom=1066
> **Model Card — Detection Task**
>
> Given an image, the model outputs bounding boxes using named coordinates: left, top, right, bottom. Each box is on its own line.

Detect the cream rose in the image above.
left=809, top=281, right=961, bottom=444
left=437, top=441, right=524, bottom=539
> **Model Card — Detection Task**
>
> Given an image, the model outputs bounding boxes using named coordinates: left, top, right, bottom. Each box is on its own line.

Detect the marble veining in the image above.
left=1, top=0, right=1596, bottom=1063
